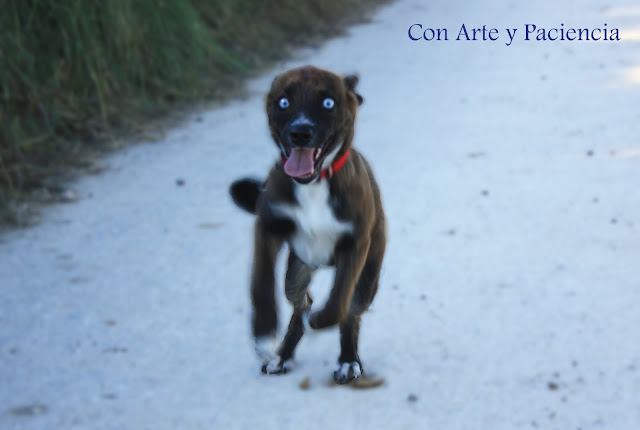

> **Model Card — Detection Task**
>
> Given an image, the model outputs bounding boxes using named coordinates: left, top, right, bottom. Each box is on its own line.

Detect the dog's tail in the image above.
left=229, top=178, right=262, bottom=215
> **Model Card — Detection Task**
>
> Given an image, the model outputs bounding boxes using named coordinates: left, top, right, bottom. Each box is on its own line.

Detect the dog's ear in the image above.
left=344, top=74, right=364, bottom=106
left=230, top=178, right=263, bottom=214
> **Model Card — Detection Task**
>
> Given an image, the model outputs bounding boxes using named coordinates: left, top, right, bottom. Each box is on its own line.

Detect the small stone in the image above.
left=59, top=189, right=78, bottom=203
left=10, top=404, right=48, bottom=416
left=407, top=393, right=418, bottom=402
left=299, top=377, right=311, bottom=390
left=547, top=382, right=559, bottom=391
left=176, top=178, right=186, bottom=187
left=86, top=162, right=107, bottom=175
left=467, top=151, right=485, bottom=158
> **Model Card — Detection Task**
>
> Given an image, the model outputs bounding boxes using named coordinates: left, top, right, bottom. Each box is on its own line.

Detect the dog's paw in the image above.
left=305, top=308, right=342, bottom=330
left=305, top=309, right=327, bottom=330
left=261, top=356, right=294, bottom=375
left=333, top=361, right=362, bottom=384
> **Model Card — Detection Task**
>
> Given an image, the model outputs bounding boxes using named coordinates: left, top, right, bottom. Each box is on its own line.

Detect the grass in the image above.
left=0, top=0, right=389, bottom=227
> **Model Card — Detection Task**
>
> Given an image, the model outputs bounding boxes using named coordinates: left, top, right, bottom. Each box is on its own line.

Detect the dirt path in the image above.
left=1, top=0, right=639, bottom=428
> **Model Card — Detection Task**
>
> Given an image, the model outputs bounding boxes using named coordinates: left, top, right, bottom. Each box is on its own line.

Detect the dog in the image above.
left=229, top=65, right=386, bottom=384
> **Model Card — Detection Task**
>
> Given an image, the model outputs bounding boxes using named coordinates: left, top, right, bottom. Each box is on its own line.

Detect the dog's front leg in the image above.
left=308, top=235, right=370, bottom=329
left=251, top=218, right=283, bottom=361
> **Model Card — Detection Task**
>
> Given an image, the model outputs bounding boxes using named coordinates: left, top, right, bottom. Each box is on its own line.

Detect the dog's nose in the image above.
left=288, top=123, right=315, bottom=146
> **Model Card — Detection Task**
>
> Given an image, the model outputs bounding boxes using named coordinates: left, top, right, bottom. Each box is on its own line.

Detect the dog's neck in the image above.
left=320, top=148, right=350, bottom=179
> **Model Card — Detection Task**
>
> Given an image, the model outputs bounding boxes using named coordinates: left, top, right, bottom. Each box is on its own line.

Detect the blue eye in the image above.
left=279, top=98, right=289, bottom=109
left=323, top=98, right=335, bottom=109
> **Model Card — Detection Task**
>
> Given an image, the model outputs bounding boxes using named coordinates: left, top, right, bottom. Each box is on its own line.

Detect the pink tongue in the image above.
left=284, top=148, right=315, bottom=178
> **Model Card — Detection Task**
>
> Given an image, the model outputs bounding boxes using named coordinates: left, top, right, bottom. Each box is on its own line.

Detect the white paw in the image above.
left=254, top=335, right=277, bottom=362
left=262, top=356, right=294, bottom=375
left=334, top=361, right=362, bottom=384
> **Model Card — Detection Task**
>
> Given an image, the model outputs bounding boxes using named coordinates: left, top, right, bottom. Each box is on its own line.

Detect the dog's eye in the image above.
left=323, top=98, right=335, bottom=109
left=278, top=98, right=290, bottom=109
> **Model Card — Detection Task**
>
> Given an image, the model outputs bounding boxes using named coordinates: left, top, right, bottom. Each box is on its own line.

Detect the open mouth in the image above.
left=282, top=144, right=329, bottom=182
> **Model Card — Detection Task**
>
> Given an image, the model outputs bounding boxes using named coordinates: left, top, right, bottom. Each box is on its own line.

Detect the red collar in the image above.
left=281, top=149, right=350, bottom=180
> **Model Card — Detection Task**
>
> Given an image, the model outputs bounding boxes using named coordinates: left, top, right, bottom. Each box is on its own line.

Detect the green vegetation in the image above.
left=0, top=0, right=388, bottom=225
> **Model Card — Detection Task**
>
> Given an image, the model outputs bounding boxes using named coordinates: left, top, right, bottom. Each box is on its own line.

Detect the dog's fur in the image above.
left=230, top=65, right=386, bottom=384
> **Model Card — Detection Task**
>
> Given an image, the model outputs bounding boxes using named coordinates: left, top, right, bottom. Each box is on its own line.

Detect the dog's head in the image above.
left=266, top=65, right=363, bottom=184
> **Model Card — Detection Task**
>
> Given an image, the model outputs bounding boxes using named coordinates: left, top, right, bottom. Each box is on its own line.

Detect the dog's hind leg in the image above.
left=252, top=218, right=283, bottom=362
left=262, top=252, right=314, bottom=374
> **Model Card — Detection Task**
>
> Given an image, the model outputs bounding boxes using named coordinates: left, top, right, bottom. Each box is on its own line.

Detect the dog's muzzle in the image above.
left=288, top=123, right=315, bottom=147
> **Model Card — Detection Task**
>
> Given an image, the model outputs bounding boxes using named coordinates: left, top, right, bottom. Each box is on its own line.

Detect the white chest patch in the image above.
left=273, top=180, right=353, bottom=267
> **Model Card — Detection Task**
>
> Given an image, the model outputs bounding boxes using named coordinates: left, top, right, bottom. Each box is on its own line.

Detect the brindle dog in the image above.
left=230, top=66, right=386, bottom=384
